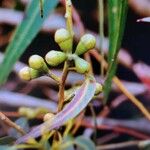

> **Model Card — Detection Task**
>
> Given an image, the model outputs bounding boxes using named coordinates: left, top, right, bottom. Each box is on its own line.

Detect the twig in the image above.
left=89, top=103, right=97, bottom=144
left=96, top=140, right=140, bottom=150
left=0, top=112, right=25, bottom=135
left=90, top=50, right=150, bottom=120
left=57, top=0, right=73, bottom=112
left=113, top=77, right=150, bottom=120
left=98, top=0, right=105, bottom=77
left=47, top=70, right=60, bottom=84
left=65, top=0, right=73, bottom=38
left=58, top=62, right=69, bottom=112
left=97, top=133, right=119, bottom=144
left=81, top=119, right=150, bottom=139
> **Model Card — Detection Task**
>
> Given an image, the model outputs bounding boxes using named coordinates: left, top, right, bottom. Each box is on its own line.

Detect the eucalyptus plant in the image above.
left=17, top=0, right=102, bottom=147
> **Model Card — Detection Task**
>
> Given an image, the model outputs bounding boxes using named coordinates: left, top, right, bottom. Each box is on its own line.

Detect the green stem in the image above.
left=40, top=0, right=43, bottom=18
left=98, top=0, right=105, bottom=77
left=65, top=0, right=73, bottom=53
left=47, top=70, right=60, bottom=84
left=57, top=0, right=73, bottom=112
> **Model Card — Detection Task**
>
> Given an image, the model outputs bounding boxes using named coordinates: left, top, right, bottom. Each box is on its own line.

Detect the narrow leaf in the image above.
left=16, top=76, right=96, bottom=144
left=104, top=0, right=128, bottom=103
left=137, top=17, right=150, bottom=22
left=0, top=0, right=58, bottom=84
left=75, top=136, right=96, bottom=150
left=0, top=136, right=16, bottom=145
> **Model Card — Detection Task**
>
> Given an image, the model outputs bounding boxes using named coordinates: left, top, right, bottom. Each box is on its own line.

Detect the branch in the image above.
left=0, top=112, right=25, bottom=135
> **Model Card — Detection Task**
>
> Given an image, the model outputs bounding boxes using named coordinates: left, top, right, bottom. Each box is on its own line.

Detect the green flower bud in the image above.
left=55, top=28, right=72, bottom=52
left=75, top=57, right=90, bottom=74
left=75, top=34, right=96, bottom=55
left=43, top=113, right=55, bottom=122
left=29, top=55, right=48, bottom=72
left=19, top=66, right=39, bottom=81
left=45, top=50, right=67, bottom=66
left=95, top=83, right=103, bottom=95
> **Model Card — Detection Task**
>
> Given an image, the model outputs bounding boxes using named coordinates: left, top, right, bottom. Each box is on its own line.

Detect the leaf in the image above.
left=137, top=17, right=150, bottom=22
left=104, top=0, right=128, bottom=103
left=74, top=136, right=96, bottom=150
left=0, top=0, right=59, bottom=85
left=16, top=75, right=96, bottom=144
left=0, top=146, right=17, bottom=150
left=61, top=135, right=75, bottom=150
left=0, top=136, right=16, bottom=145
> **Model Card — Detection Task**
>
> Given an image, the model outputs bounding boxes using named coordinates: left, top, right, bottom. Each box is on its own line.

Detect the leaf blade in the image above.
left=104, top=0, right=128, bottom=103
left=0, top=0, right=58, bottom=84
left=75, top=136, right=96, bottom=150
left=16, top=76, right=96, bottom=144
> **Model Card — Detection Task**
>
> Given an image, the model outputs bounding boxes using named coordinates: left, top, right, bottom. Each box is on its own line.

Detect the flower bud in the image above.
left=95, top=83, right=103, bottom=95
left=29, top=55, right=48, bottom=72
left=45, top=50, right=67, bottom=66
left=75, top=57, right=90, bottom=74
left=75, top=34, right=96, bottom=55
left=55, top=28, right=72, bottom=52
left=43, top=113, right=55, bottom=122
left=29, top=55, right=43, bottom=69
left=19, top=66, right=39, bottom=81
left=19, top=107, right=36, bottom=119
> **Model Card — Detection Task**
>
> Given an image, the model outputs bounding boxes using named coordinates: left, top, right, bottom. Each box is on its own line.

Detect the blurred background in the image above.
left=0, top=0, right=150, bottom=149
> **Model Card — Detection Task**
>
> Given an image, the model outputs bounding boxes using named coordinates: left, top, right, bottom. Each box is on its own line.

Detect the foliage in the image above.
left=0, top=0, right=150, bottom=150
left=104, top=0, right=128, bottom=103
left=0, top=0, right=59, bottom=84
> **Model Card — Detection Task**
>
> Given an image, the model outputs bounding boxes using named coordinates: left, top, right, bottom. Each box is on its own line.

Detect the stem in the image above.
left=90, top=50, right=150, bottom=121
left=57, top=0, right=73, bottom=112
left=47, top=70, right=60, bottom=84
left=0, top=112, right=25, bottom=135
left=98, top=0, right=105, bottom=77
left=96, top=141, right=140, bottom=150
left=39, top=0, right=43, bottom=18
left=58, top=61, right=69, bottom=112
left=65, top=0, right=73, bottom=53
left=89, top=103, right=97, bottom=144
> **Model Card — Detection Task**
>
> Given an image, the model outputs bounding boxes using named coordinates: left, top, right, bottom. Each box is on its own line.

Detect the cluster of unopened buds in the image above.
left=19, top=28, right=97, bottom=78
left=19, top=28, right=102, bottom=119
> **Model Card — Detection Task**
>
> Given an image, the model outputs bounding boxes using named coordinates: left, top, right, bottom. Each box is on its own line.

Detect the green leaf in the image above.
left=0, top=0, right=58, bottom=85
left=74, top=136, right=96, bottom=150
left=16, top=75, right=96, bottom=143
left=0, top=146, right=16, bottom=150
left=0, top=136, right=16, bottom=145
left=61, top=135, right=75, bottom=150
left=104, top=0, right=128, bottom=103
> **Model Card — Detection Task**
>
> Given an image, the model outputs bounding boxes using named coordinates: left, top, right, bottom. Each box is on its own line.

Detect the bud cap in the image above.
left=55, top=28, right=72, bottom=52
left=45, top=50, right=67, bottom=66
left=75, top=34, right=96, bottom=55
left=29, top=55, right=45, bottom=70
left=75, top=57, right=90, bottom=74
